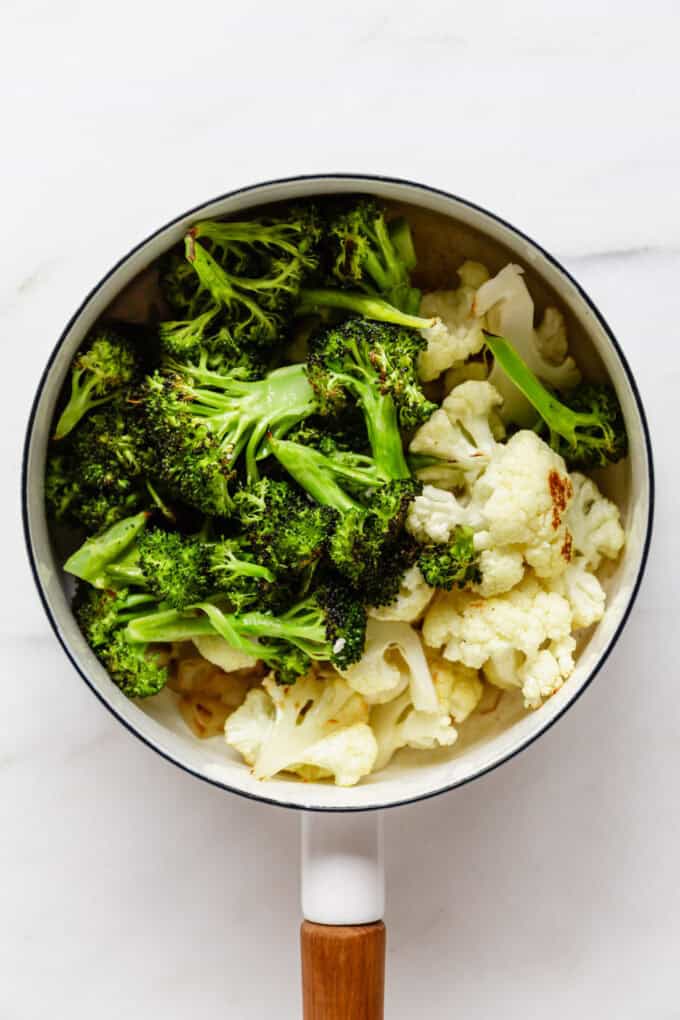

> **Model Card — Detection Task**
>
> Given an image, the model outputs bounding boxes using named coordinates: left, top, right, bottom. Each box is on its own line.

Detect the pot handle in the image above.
left=300, top=811, right=385, bottom=1020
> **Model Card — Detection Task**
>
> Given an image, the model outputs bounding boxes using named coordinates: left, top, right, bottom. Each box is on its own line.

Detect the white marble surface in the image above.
left=2, top=1, right=678, bottom=1016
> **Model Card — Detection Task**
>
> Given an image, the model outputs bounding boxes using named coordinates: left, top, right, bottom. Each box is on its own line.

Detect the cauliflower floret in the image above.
left=474, top=264, right=581, bottom=425
left=224, top=687, right=273, bottom=766
left=567, top=473, right=625, bottom=570
left=370, top=690, right=457, bottom=771
left=194, top=634, right=260, bottom=672
left=418, top=261, right=490, bottom=381
left=407, top=485, right=484, bottom=545
left=471, top=547, right=525, bottom=598
left=545, top=562, right=606, bottom=629
left=289, top=725, right=378, bottom=787
left=409, top=381, right=503, bottom=483
left=536, top=306, right=569, bottom=365
left=369, top=565, right=434, bottom=623
left=473, top=430, right=574, bottom=579
left=517, top=642, right=576, bottom=708
left=225, top=671, right=376, bottom=786
left=430, top=657, right=484, bottom=723
left=341, top=619, right=438, bottom=711
left=422, top=573, right=575, bottom=708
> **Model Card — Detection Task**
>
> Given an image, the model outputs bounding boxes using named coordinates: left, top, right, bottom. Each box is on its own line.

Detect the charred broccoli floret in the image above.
left=484, top=332, right=628, bottom=469
left=322, top=197, right=421, bottom=313
left=307, top=319, right=435, bottom=479
left=161, top=207, right=321, bottom=352
left=54, top=327, right=143, bottom=440
left=417, top=527, right=481, bottom=590
left=74, top=585, right=168, bottom=698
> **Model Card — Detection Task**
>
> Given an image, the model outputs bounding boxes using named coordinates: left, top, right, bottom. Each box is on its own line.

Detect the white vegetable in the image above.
left=430, top=658, right=484, bottom=723
left=370, top=691, right=457, bottom=771
left=471, top=547, right=525, bottom=598
left=473, top=430, right=574, bottom=579
left=546, top=561, right=606, bottom=629
left=567, top=473, right=625, bottom=570
left=194, top=634, right=260, bottom=672
left=409, top=381, right=503, bottom=484
left=369, top=564, right=434, bottom=623
left=342, top=619, right=438, bottom=712
left=423, top=573, right=576, bottom=708
left=223, top=688, right=273, bottom=765
left=407, top=484, right=484, bottom=545
left=474, top=264, right=581, bottom=425
left=418, top=261, right=490, bottom=381
left=225, top=672, right=376, bottom=787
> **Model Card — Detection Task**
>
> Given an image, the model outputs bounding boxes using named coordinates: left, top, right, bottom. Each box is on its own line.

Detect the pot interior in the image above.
left=24, top=177, right=652, bottom=810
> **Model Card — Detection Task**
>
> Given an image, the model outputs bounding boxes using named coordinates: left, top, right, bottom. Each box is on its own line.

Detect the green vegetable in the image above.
left=484, top=331, right=628, bottom=469
left=64, top=511, right=149, bottom=588
left=322, top=198, right=421, bottom=313
left=125, top=581, right=366, bottom=684
left=142, top=363, right=317, bottom=515
left=54, top=328, right=142, bottom=440
left=307, top=318, right=436, bottom=479
left=296, top=288, right=434, bottom=330
left=162, top=207, right=321, bottom=352
left=418, top=527, right=481, bottom=590
left=74, top=586, right=168, bottom=699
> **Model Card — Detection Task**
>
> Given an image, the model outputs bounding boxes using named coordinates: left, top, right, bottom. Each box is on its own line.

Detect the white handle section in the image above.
left=301, top=811, right=384, bottom=925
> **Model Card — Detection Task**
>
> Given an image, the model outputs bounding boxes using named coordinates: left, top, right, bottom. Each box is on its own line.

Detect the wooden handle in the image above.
left=301, top=920, right=386, bottom=1020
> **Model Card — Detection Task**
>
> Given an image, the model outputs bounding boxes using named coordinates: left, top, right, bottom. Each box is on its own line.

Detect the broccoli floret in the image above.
left=54, top=328, right=142, bottom=440
left=307, top=319, right=436, bottom=480
left=46, top=398, right=169, bottom=532
left=142, top=364, right=317, bottom=510
left=269, top=437, right=388, bottom=510
left=74, top=586, right=168, bottom=698
left=322, top=197, right=421, bottom=313
left=233, top=478, right=336, bottom=577
left=141, top=372, right=235, bottom=516
left=72, top=399, right=151, bottom=487
left=268, top=436, right=420, bottom=599
left=417, top=527, right=481, bottom=590
left=45, top=447, right=146, bottom=533
left=285, top=414, right=370, bottom=457
left=207, top=538, right=280, bottom=613
left=125, top=580, right=367, bottom=683
left=327, top=481, right=421, bottom=599
left=161, top=208, right=321, bottom=351
left=484, top=332, right=628, bottom=469
left=547, top=383, right=628, bottom=469
left=158, top=311, right=270, bottom=379
left=136, top=529, right=211, bottom=609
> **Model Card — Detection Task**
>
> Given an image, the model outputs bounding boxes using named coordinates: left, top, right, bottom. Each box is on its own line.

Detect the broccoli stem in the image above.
left=64, top=511, right=149, bottom=587
left=54, top=370, right=113, bottom=440
left=235, top=607, right=326, bottom=651
left=388, top=218, right=417, bottom=271
left=269, top=439, right=361, bottom=513
left=296, top=288, right=434, bottom=330
left=178, top=364, right=317, bottom=483
left=361, top=388, right=411, bottom=480
left=125, top=608, right=219, bottom=644
left=484, top=332, right=601, bottom=444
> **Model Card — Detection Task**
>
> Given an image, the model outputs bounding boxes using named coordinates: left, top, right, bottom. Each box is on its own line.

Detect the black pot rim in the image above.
left=21, top=173, right=655, bottom=813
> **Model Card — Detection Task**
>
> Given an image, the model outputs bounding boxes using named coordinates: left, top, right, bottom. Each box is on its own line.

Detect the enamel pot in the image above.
left=22, top=175, right=654, bottom=1019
